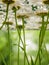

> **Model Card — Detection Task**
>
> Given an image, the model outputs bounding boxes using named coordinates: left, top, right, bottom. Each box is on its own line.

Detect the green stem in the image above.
left=18, top=28, right=21, bottom=65
left=14, top=9, right=24, bottom=65
left=35, top=16, right=44, bottom=65
left=44, top=44, right=49, bottom=62
left=14, top=10, right=24, bottom=46
left=17, top=43, right=30, bottom=65
left=39, top=16, right=44, bottom=65
left=15, top=43, right=30, bottom=65
left=7, top=24, right=11, bottom=65
left=22, top=17, right=26, bottom=65
left=0, top=3, right=9, bottom=65
left=0, top=4, right=9, bottom=30
left=43, top=13, right=49, bottom=63
left=0, top=53, right=7, bottom=65
left=35, top=15, right=48, bottom=65
left=25, top=52, right=30, bottom=65
left=14, top=9, right=30, bottom=65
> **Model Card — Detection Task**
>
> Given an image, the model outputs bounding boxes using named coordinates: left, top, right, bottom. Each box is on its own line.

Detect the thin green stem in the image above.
left=43, top=13, right=49, bottom=63
left=14, top=9, right=24, bottom=65
left=14, top=9, right=30, bottom=65
left=44, top=44, right=49, bottom=62
left=18, top=28, right=21, bottom=65
left=16, top=44, right=30, bottom=65
left=7, top=24, right=11, bottom=65
left=0, top=53, right=7, bottom=65
left=0, top=4, right=9, bottom=30
left=35, top=15, right=48, bottom=65
left=22, top=17, right=26, bottom=65
left=35, top=16, right=45, bottom=65
left=39, top=16, right=44, bottom=65
left=14, top=10, right=24, bottom=46
left=25, top=52, right=30, bottom=65
left=0, top=3, right=9, bottom=65
left=20, top=45, right=30, bottom=65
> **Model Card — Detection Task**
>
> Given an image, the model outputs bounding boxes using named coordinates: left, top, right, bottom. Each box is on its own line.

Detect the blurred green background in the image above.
left=0, top=30, right=49, bottom=65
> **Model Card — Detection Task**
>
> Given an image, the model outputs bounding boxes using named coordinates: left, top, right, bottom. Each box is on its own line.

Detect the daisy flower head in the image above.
left=11, top=0, right=21, bottom=11
left=42, top=0, right=49, bottom=4
left=35, top=5, right=48, bottom=16
left=2, top=0, right=16, bottom=4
